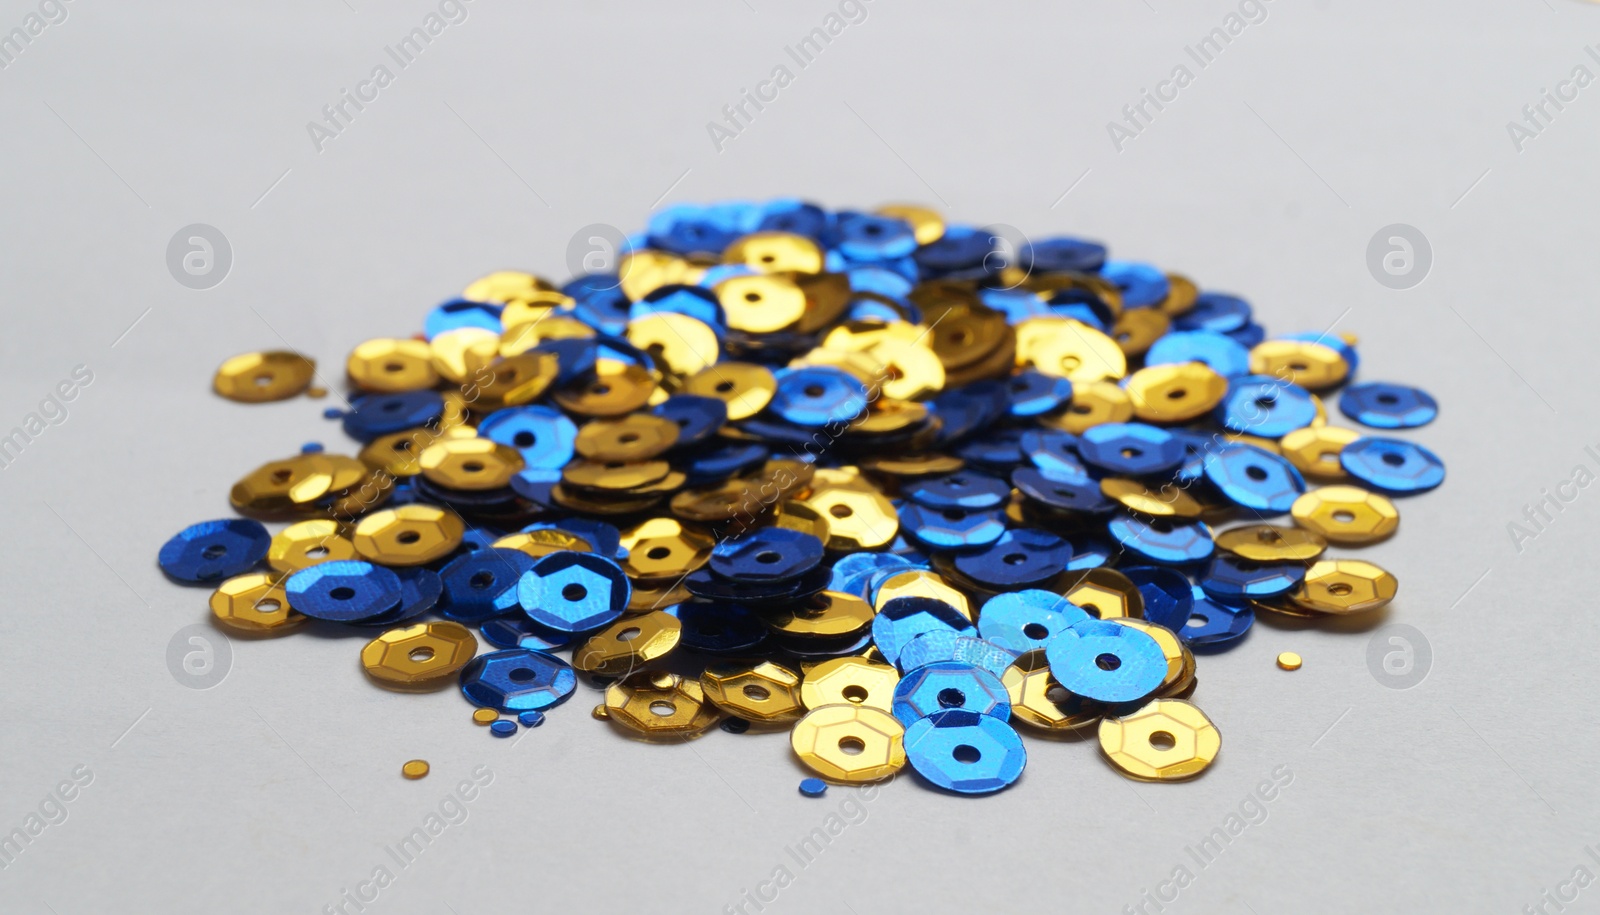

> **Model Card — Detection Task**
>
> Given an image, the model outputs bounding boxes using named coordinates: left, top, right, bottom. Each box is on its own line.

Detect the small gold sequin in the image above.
left=1111, top=308, right=1171, bottom=358
left=1100, top=478, right=1204, bottom=519
left=1277, top=652, right=1303, bottom=671
left=1214, top=524, right=1327, bottom=562
left=603, top=671, right=722, bottom=741
left=1044, top=380, right=1134, bottom=434
left=418, top=438, right=524, bottom=491
left=767, top=591, right=875, bottom=639
left=701, top=661, right=805, bottom=723
left=799, top=656, right=900, bottom=712
left=790, top=704, right=906, bottom=783
left=213, top=351, right=316, bottom=403
left=1124, top=363, right=1227, bottom=424
left=1157, top=273, right=1199, bottom=316
left=575, top=414, right=680, bottom=462
left=472, top=708, right=499, bottom=725
left=1098, top=698, right=1220, bottom=781
left=462, top=270, right=556, bottom=304
left=1290, top=485, right=1399, bottom=545
left=209, top=572, right=305, bottom=634
left=802, top=487, right=899, bottom=551
left=1249, top=339, right=1349, bottom=391
left=626, top=313, right=720, bottom=377
left=401, top=760, right=430, bottom=780
left=717, top=274, right=808, bottom=333
left=361, top=622, right=477, bottom=690
left=353, top=505, right=465, bottom=565
left=474, top=353, right=560, bottom=409
left=551, top=362, right=657, bottom=417
left=723, top=231, right=825, bottom=274
left=267, top=519, right=358, bottom=572
left=346, top=339, right=438, bottom=393
left=1279, top=425, right=1360, bottom=480
left=573, top=611, right=682, bottom=677
left=1290, top=559, right=1398, bottom=614
left=1018, top=318, right=1127, bottom=383
left=681, top=362, right=776, bottom=420
left=875, top=204, right=945, bottom=245
left=429, top=327, right=501, bottom=385
left=1060, top=568, right=1145, bottom=620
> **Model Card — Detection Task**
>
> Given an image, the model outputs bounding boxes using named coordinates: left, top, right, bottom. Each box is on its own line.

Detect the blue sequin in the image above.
left=460, top=648, right=576, bottom=712
left=1099, top=260, right=1170, bottom=308
left=833, top=212, right=918, bottom=261
left=1339, top=382, right=1438, bottom=429
left=1120, top=566, right=1196, bottom=632
left=1006, top=371, right=1074, bottom=418
left=1078, top=423, right=1186, bottom=476
left=478, top=405, right=578, bottom=469
left=1201, top=443, right=1306, bottom=513
left=1108, top=515, right=1215, bottom=566
left=1045, top=619, right=1167, bottom=704
left=158, top=518, right=270, bottom=583
left=630, top=284, right=723, bottom=327
left=798, top=777, right=828, bottom=797
left=1340, top=437, right=1446, bottom=494
left=710, top=528, right=825, bottom=582
left=871, top=596, right=975, bottom=668
left=341, top=391, right=444, bottom=443
left=652, top=395, right=727, bottom=447
left=891, top=661, right=1010, bottom=724
left=1145, top=330, right=1252, bottom=378
left=423, top=298, right=503, bottom=340
left=516, top=551, right=630, bottom=634
left=978, top=590, right=1090, bottom=654
left=1181, top=588, right=1255, bottom=652
left=899, top=503, right=1007, bottom=551
left=438, top=548, right=537, bottom=624
left=1199, top=554, right=1305, bottom=600
left=904, top=709, right=1026, bottom=795
left=1021, top=236, right=1107, bottom=274
left=769, top=367, right=868, bottom=426
left=285, top=560, right=402, bottom=622
left=1214, top=375, right=1317, bottom=438
left=1012, top=467, right=1115, bottom=515
left=1175, top=292, right=1251, bottom=334
left=955, top=528, right=1074, bottom=588
left=905, top=471, right=1010, bottom=511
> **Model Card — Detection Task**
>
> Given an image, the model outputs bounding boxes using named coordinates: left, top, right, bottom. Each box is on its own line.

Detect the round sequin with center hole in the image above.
left=603, top=671, right=722, bottom=740
left=362, top=622, right=478, bottom=689
left=1339, top=382, right=1437, bottom=429
left=800, top=656, right=901, bottom=711
left=1098, top=698, right=1220, bottom=781
left=904, top=709, right=1026, bottom=795
left=1214, top=524, right=1326, bottom=562
left=353, top=505, right=465, bottom=566
left=268, top=519, right=358, bottom=573
left=978, top=590, right=1090, bottom=654
left=517, top=551, right=631, bottom=633
left=213, top=351, right=316, bottom=402
left=790, top=704, right=906, bottom=783
left=159, top=519, right=271, bottom=584
left=1290, top=485, right=1399, bottom=545
left=891, top=661, right=1010, bottom=725
left=285, top=560, right=402, bottom=622
left=1339, top=437, right=1445, bottom=495
left=1045, top=618, right=1167, bottom=704
left=1289, top=559, right=1398, bottom=614
left=209, top=572, right=304, bottom=634
left=459, top=648, right=577, bottom=712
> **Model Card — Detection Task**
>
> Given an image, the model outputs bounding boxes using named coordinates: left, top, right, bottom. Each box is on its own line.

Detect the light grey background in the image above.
left=2, top=1, right=1596, bottom=913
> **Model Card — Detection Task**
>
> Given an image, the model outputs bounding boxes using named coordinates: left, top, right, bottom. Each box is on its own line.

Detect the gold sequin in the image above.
left=213, top=351, right=316, bottom=403
left=347, top=339, right=439, bottom=393
left=1098, top=698, right=1220, bottom=781
left=1290, top=485, right=1399, bottom=545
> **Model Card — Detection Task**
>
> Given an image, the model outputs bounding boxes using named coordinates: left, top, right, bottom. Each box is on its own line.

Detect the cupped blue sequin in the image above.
left=710, top=528, right=824, bottom=582
left=516, top=551, right=630, bottom=634
left=914, top=225, right=996, bottom=277
left=1339, top=383, right=1438, bottom=429
left=1044, top=618, right=1167, bottom=704
left=1181, top=588, right=1255, bottom=652
left=833, top=212, right=918, bottom=261
left=899, top=503, right=1007, bottom=551
left=351, top=567, right=442, bottom=627
left=342, top=391, right=445, bottom=443
left=488, top=720, right=516, bottom=737
left=954, top=528, right=1073, bottom=589
left=651, top=395, right=727, bottom=447
left=1018, top=429, right=1088, bottom=479
left=480, top=615, right=572, bottom=652
left=423, top=298, right=503, bottom=340
left=1078, top=423, right=1186, bottom=476
left=459, top=648, right=576, bottom=712
left=1099, top=260, right=1170, bottom=308
left=871, top=596, right=975, bottom=668
left=1012, top=467, right=1116, bottom=515
left=1145, top=330, right=1252, bottom=378
left=1108, top=515, right=1215, bottom=566
left=905, top=471, right=1011, bottom=511
left=1174, top=292, right=1251, bottom=334
left=677, top=601, right=769, bottom=654
left=478, top=405, right=578, bottom=469
left=1214, top=375, right=1317, bottom=438
left=891, top=661, right=1010, bottom=725
left=1339, top=437, right=1445, bottom=494
left=1007, top=371, right=1074, bottom=418
left=285, top=560, right=402, bottom=622
left=158, top=518, right=270, bottom=583
left=769, top=367, right=868, bottom=426
left=829, top=552, right=913, bottom=597
left=438, top=548, right=537, bottom=624
left=1202, top=443, right=1306, bottom=513
left=757, top=198, right=829, bottom=238
left=904, top=709, right=1027, bottom=796
left=1021, top=236, right=1107, bottom=274
left=896, top=633, right=1018, bottom=679
left=978, top=590, right=1091, bottom=654
left=1199, top=554, right=1305, bottom=601
left=1120, top=566, right=1196, bottom=632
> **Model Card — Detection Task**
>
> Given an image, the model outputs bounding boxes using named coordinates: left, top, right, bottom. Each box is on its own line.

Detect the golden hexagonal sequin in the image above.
left=701, top=661, right=805, bottom=723
left=1003, top=649, right=1104, bottom=732
left=1214, top=524, right=1327, bottom=562
left=802, top=487, right=899, bottom=551
left=213, top=351, right=316, bottom=402
left=352, top=505, right=465, bottom=566
left=267, top=519, right=358, bottom=573
left=1290, top=485, right=1399, bottom=545
left=1279, top=425, right=1360, bottom=480
left=799, top=656, right=900, bottom=711
left=573, top=611, right=682, bottom=677
left=209, top=572, right=305, bottom=634
left=1098, top=698, right=1220, bottom=781
left=418, top=438, right=525, bottom=491
left=603, top=671, right=722, bottom=740
left=791, top=705, right=906, bottom=783
left=1060, top=568, right=1145, bottom=620
left=346, top=338, right=438, bottom=393
left=360, top=622, right=478, bottom=690
left=1289, top=559, right=1398, bottom=614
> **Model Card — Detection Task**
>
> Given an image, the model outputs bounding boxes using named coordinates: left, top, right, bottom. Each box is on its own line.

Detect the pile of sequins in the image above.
left=159, top=200, right=1443, bottom=795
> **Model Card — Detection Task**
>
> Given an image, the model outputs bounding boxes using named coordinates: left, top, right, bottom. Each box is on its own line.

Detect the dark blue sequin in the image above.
left=1339, top=383, right=1438, bottom=429
left=1340, top=437, right=1446, bottom=494
left=158, top=518, right=270, bottom=583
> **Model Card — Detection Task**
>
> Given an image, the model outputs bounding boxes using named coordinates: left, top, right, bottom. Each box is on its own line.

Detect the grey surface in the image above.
left=1, top=1, right=1595, bottom=913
